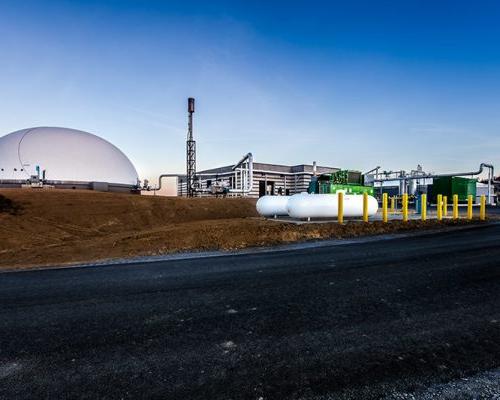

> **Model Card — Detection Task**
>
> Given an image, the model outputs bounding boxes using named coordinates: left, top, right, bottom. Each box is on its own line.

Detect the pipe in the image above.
left=363, top=166, right=381, bottom=175
left=374, top=163, right=493, bottom=181
left=229, top=152, right=253, bottom=194
left=232, top=152, right=252, bottom=171
left=363, top=166, right=381, bottom=187
left=154, top=153, right=254, bottom=194
left=373, top=163, right=495, bottom=205
left=253, top=169, right=315, bottom=176
left=155, top=174, right=180, bottom=191
left=488, top=168, right=491, bottom=205
left=155, top=174, right=211, bottom=195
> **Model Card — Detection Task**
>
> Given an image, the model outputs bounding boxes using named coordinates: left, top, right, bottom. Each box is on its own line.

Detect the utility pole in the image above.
left=186, top=97, right=196, bottom=197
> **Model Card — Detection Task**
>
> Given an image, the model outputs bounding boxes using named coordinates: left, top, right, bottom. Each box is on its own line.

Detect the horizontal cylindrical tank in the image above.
left=256, top=195, right=290, bottom=217
left=287, top=193, right=378, bottom=219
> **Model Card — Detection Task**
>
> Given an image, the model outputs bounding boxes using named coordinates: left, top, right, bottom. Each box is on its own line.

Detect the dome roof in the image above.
left=0, top=127, right=139, bottom=185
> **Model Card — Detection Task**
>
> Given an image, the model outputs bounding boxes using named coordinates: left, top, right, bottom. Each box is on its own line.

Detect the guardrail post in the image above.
left=467, top=194, right=473, bottom=220
left=382, top=193, right=388, bottom=223
left=402, top=193, right=408, bottom=222
left=421, top=194, right=427, bottom=221
left=453, top=194, right=458, bottom=220
left=443, top=195, right=448, bottom=217
left=437, top=194, right=442, bottom=221
left=338, top=192, right=344, bottom=224
left=480, top=195, right=486, bottom=220
left=363, top=192, right=369, bottom=223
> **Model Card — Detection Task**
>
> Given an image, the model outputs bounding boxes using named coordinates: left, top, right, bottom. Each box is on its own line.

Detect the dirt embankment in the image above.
left=0, top=189, right=482, bottom=270
left=0, top=194, right=20, bottom=214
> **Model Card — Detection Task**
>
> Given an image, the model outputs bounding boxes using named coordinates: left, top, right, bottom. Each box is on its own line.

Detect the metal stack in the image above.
left=186, top=97, right=196, bottom=197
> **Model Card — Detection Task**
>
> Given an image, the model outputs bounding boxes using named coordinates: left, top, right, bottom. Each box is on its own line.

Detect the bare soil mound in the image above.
left=0, top=189, right=480, bottom=270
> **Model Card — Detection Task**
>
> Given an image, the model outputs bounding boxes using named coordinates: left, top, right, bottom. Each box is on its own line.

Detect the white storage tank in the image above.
left=287, top=193, right=378, bottom=219
left=256, top=195, right=290, bottom=217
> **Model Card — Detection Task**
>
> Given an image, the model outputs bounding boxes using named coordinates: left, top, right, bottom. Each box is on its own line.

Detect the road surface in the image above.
left=1, top=224, right=500, bottom=399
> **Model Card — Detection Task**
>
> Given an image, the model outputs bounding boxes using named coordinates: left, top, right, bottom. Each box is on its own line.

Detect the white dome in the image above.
left=0, top=127, right=139, bottom=185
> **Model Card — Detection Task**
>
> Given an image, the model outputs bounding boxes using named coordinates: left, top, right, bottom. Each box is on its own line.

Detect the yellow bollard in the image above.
left=402, top=193, right=408, bottom=222
left=443, top=196, right=448, bottom=217
left=437, top=194, right=442, bottom=221
left=338, top=192, right=344, bottom=224
left=421, top=194, right=427, bottom=221
left=382, top=193, right=388, bottom=223
left=467, top=194, right=473, bottom=220
left=363, top=192, right=369, bottom=223
left=480, top=195, right=486, bottom=220
left=453, top=194, right=458, bottom=220
left=390, top=196, right=395, bottom=214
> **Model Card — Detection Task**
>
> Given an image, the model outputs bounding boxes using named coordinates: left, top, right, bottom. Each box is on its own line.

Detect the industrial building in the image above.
left=148, top=98, right=340, bottom=198
left=0, top=127, right=139, bottom=193
left=175, top=161, right=339, bottom=198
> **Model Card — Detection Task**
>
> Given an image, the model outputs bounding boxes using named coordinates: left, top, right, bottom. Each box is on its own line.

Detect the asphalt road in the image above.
left=1, top=224, right=500, bottom=399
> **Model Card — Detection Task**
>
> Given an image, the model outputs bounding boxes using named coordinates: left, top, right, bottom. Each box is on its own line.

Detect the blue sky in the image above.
left=1, top=0, right=499, bottom=182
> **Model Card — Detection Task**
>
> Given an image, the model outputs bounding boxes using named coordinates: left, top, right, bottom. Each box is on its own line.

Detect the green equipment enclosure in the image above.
left=431, top=176, right=476, bottom=203
left=308, top=170, right=374, bottom=196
